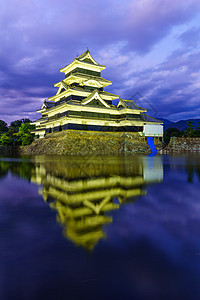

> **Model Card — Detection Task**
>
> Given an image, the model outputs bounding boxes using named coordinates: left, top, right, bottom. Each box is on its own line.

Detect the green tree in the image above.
left=15, top=123, right=35, bottom=146
left=185, top=121, right=195, bottom=137
left=196, top=122, right=200, bottom=131
left=192, top=122, right=200, bottom=137
left=0, top=131, right=14, bottom=146
left=10, top=118, right=32, bottom=133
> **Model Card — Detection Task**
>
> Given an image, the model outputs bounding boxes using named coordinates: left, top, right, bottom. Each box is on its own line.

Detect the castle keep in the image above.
left=32, top=49, right=163, bottom=139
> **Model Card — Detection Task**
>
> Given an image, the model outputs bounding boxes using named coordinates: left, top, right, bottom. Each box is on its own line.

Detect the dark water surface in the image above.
left=0, top=154, right=200, bottom=300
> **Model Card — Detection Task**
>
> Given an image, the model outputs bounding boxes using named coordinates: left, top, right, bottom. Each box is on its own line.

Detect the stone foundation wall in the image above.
left=20, top=130, right=162, bottom=155
left=162, top=137, right=200, bottom=153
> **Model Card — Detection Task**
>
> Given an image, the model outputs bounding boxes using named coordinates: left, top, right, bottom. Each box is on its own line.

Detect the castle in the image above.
left=32, top=48, right=163, bottom=139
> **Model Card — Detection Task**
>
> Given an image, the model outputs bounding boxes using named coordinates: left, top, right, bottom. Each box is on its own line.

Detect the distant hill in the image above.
left=159, top=118, right=200, bottom=131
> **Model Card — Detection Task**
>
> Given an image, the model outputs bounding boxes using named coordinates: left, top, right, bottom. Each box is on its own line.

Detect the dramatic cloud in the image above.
left=119, top=47, right=200, bottom=120
left=0, top=0, right=200, bottom=123
left=178, top=26, right=200, bottom=48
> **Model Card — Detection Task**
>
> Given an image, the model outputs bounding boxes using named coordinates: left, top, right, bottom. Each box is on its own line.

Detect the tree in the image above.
left=0, top=131, right=14, bottom=146
left=10, top=118, right=32, bottom=133
left=0, top=120, right=8, bottom=134
left=163, top=128, right=183, bottom=145
left=196, top=122, right=200, bottom=131
left=15, top=123, right=34, bottom=146
left=185, top=121, right=195, bottom=136
left=192, top=122, right=200, bottom=137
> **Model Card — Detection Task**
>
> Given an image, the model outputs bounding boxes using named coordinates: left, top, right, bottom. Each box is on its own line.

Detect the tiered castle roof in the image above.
left=32, top=48, right=163, bottom=138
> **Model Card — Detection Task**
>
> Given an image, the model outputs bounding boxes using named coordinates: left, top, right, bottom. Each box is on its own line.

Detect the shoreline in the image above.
left=161, top=137, right=200, bottom=153
left=18, top=130, right=162, bottom=155
left=1, top=135, right=200, bottom=156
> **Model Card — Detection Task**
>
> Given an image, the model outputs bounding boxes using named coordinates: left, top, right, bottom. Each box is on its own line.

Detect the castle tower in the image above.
left=32, top=49, right=163, bottom=138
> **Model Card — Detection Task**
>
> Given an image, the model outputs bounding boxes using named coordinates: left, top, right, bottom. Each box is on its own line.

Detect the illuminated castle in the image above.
left=32, top=48, right=163, bottom=138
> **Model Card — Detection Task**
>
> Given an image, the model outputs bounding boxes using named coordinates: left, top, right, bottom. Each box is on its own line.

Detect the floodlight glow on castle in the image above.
left=32, top=48, right=163, bottom=138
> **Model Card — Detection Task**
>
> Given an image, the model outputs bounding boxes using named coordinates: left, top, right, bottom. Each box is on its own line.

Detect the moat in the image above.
left=0, top=154, right=200, bottom=299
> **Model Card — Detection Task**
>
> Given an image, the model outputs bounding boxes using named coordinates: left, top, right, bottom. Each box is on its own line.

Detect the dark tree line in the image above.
left=163, top=121, right=200, bottom=145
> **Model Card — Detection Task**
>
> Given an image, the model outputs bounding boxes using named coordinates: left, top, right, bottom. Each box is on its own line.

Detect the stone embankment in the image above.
left=161, top=137, right=200, bottom=153
left=20, top=130, right=162, bottom=155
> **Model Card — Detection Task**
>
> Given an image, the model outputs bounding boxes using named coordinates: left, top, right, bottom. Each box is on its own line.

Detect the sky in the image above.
left=0, top=0, right=200, bottom=124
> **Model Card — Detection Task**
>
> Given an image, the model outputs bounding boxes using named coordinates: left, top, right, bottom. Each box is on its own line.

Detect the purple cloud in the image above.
left=0, top=0, right=200, bottom=123
left=119, top=47, right=200, bottom=120
left=178, top=26, right=200, bottom=48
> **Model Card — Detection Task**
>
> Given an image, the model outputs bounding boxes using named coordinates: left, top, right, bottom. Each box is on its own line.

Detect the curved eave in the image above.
left=102, top=91, right=119, bottom=98
left=31, top=117, right=48, bottom=125
left=117, top=99, right=146, bottom=111
left=141, top=114, right=164, bottom=124
left=60, top=59, right=106, bottom=74
left=124, top=108, right=147, bottom=113
left=31, top=128, right=45, bottom=133
left=35, top=102, right=148, bottom=119
left=37, top=106, right=54, bottom=113
left=37, top=108, right=46, bottom=113
left=54, top=75, right=112, bottom=88
left=48, top=88, right=118, bottom=102
left=76, top=58, right=106, bottom=69
left=145, top=121, right=163, bottom=125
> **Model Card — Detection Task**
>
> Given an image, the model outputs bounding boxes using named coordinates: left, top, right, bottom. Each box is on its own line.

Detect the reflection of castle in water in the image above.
left=31, top=156, right=163, bottom=251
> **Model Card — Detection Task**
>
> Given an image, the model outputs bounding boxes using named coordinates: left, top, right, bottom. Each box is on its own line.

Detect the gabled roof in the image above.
left=117, top=99, right=146, bottom=112
left=62, top=81, right=69, bottom=89
left=42, top=100, right=55, bottom=109
left=36, top=100, right=55, bottom=114
left=81, top=90, right=111, bottom=108
left=60, top=49, right=106, bottom=74
left=76, top=48, right=100, bottom=65
left=56, top=80, right=69, bottom=95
